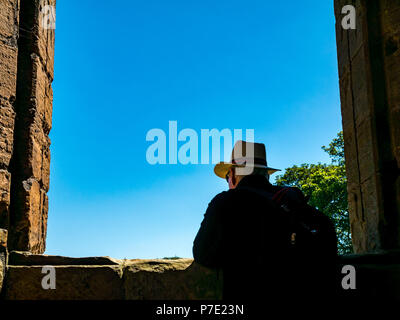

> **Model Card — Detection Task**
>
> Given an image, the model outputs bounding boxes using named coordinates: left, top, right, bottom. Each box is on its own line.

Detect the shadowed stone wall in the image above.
left=334, top=0, right=400, bottom=253
left=0, top=0, right=19, bottom=240
left=1, top=252, right=223, bottom=300
left=0, top=0, right=55, bottom=254
left=2, top=251, right=400, bottom=301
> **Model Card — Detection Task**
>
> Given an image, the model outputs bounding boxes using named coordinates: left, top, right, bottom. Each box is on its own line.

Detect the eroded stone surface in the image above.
left=9, top=179, right=48, bottom=253
left=334, top=0, right=400, bottom=253
left=9, top=251, right=121, bottom=266
left=5, top=252, right=400, bottom=302
left=3, top=256, right=222, bottom=300
left=0, top=252, right=5, bottom=294
left=0, top=228, right=7, bottom=249
left=0, top=228, right=7, bottom=295
left=6, top=0, right=56, bottom=253
left=0, top=172, right=11, bottom=229
left=338, top=250, right=400, bottom=302
left=0, top=0, right=55, bottom=252
left=123, top=259, right=223, bottom=300
left=0, top=0, right=19, bottom=42
left=4, top=265, right=125, bottom=300
left=0, top=43, right=18, bottom=101
left=0, top=0, right=19, bottom=233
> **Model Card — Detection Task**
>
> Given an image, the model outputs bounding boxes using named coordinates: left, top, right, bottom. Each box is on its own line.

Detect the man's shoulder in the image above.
left=208, top=185, right=273, bottom=208
left=207, top=183, right=293, bottom=209
left=208, top=190, right=234, bottom=206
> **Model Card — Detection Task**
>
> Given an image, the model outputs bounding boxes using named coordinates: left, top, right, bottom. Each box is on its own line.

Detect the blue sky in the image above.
left=46, top=0, right=342, bottom=258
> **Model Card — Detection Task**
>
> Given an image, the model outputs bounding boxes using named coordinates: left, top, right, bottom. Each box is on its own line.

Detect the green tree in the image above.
left=275, top=132, right=352, bottom=254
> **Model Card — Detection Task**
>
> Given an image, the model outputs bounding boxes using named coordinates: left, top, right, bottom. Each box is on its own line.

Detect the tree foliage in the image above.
left=275, top=132, right=352, bottom=254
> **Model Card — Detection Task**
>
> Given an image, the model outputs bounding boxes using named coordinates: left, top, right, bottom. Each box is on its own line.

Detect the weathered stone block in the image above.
left=381, top=0, right=400, bottom=31
left=28, top=122, right=51, bottom=191
left=338, top=251, right=400, bottom=302
left=0, top=252, right=5, bottom=295
left=4, top=265, right=125, bottom=300
left=12, top=119, right=51, bottom=192
left=10, top=178, right=47, bottom=253
left=2, top=256, right=222, bottom=300
left=35, top=0, right=56, bottom=79
left=27, top=183, right=47, bottom=254
left=0, top=228, right=7, bottom=293
left=0, top=101, right=15, bottom=168
left=361, top=178, right=381, bottom=250
left=8, top=251, right=121, bottom=266
left=335, top=19, right=349, bottom=78
left=0, top=0, right=19, bottom=41
left=351, top=48, right=372, bottom=129
left=0, top=228, right=7, bottom=250
left=338, top=75, right=353, bottom=128
left=381, top=2, right=400, bottom=233
left=348, top=1, right=366, bottom=59
left=32, top=55, right=53, bottom=133
left=0, top=170, right=11, bottom=228
left=0, top=43, right=17, bottom=100
left=357, top=127, right=377, bottom=184
left=123, top=259, right=223, bottom=300
left=342, top=132, right=358, bottom=184
left=336, top=0, right=400, bottom=252
left=4, top=0, right=56, bottom=254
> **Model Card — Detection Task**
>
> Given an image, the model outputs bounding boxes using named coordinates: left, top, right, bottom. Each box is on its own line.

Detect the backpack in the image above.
left=272, top=187, right=338, bottom=259
left=242, top=186, right=338, bottom=296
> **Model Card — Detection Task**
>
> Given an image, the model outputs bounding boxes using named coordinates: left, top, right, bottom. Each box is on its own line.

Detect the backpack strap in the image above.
left=238, top=186, right=274, bottom=201
left=239, top=186, right=294, bottom=204
left=272, top=187, right=291, bottom=204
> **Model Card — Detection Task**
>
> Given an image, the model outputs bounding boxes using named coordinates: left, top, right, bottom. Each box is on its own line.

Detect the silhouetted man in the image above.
left=193, top=140, right=338, bottom=304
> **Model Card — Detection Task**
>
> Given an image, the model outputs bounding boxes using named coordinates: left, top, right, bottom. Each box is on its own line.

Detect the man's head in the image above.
left=214, top=140, right=279, bottom=188
left=225, top=167, right=270, bottom=189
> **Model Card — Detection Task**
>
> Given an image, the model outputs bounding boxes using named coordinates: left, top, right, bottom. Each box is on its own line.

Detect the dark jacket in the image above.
left=193, top=174, right=337, bottom=303
left=193, top=175, right=291, bottom=301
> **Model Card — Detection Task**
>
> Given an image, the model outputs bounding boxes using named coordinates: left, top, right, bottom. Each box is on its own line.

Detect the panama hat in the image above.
left=214, top=140, right=280, bottom=179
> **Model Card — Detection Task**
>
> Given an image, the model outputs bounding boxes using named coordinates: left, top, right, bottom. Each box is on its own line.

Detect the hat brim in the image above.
left=214, top=162, right=280, bottom=179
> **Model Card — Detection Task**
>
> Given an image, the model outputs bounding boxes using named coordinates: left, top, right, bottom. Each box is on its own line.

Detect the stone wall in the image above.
left=2, top=251, right=400, bottom=302
left=339, top=250, right=400, bottom=302
left=0, top=0, right=19, bottom=236
left=1, top=252, right=223, bottom=300
left=0, top=229, right=7, bottom=291
left=0, top=0, right=55, bottom=253
left=334, top=0, right=400, bottom=253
